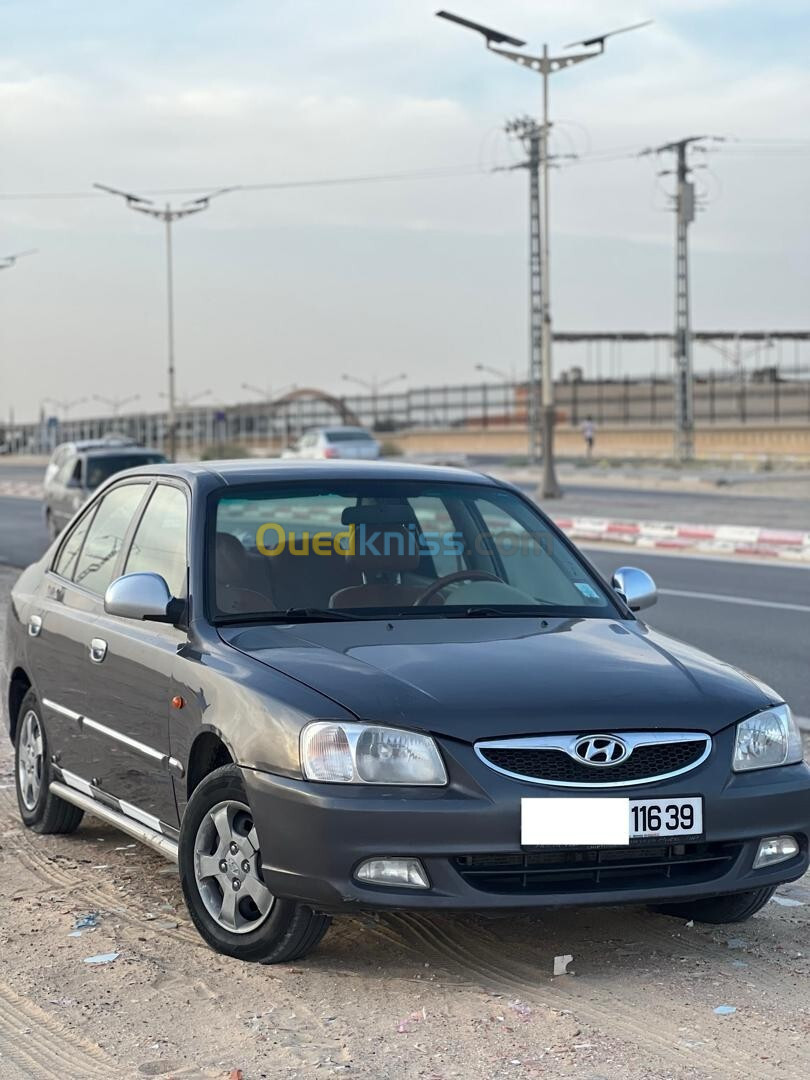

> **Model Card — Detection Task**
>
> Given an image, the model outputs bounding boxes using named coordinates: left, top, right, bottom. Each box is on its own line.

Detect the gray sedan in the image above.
left=4, top=460, right=808, bottom=964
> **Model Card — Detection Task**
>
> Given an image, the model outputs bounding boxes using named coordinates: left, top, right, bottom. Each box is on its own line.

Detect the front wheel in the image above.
left=651, top=886, right=777, bottom=924
left=178, top=764, right=331, bottom=964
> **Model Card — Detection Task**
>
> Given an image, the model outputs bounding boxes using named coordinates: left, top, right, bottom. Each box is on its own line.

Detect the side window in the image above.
left=55, top=454, right=78, bottom=486
left=72, top=484, right=149, bottom=596
left=53, top=509, right=96, bottom=580
left=124, top=485, right=188, bottom=597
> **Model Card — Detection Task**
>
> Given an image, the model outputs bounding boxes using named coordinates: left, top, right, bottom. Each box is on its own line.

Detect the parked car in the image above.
left=281, top=426, right=380, bottom=460
left=43, top=445, right=166, bottom=540
left=44, top=434, right=140, bottom=487
left=5, top=460, right=808, bottom=965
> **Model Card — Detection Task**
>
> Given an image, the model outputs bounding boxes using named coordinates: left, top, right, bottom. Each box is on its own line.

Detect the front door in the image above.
left=84, top=482, right=190, bottom=827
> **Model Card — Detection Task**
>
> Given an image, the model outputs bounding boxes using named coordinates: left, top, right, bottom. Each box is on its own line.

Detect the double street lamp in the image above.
left=341, top=372, right=407, bottom=429
left=436, top=11, right=650, bottom=497
left=95, top=183, right=235, bottom=460
left=0, top=249, right=37, bottom=271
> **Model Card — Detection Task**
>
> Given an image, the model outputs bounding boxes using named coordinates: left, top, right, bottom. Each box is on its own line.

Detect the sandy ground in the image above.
left=1, top=566, right=809, bottom=1080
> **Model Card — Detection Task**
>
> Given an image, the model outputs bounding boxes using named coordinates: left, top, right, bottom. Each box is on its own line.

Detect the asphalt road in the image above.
left=548, top=483, right=810, bottom=530
left=583, top=548, right=810, bottom=719
left=0, top=496, right=49, bottom=568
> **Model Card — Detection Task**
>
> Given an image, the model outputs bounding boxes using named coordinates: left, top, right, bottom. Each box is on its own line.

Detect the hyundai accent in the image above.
left=4, top=460, right=808, bottom=964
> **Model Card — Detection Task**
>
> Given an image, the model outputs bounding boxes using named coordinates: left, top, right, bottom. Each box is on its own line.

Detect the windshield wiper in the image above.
left=440, top=606, right=548, bottom=618
left=215, top=607, right=372, bottom=625
left=281, top=607, right=371, bottom=622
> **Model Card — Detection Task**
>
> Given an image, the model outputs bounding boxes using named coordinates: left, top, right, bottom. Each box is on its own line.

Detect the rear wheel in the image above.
left=179, top=764, right=331, bottom=963
left=15, top=689, right=84, bottom=834
left=651, top=886, right=776, bottom=924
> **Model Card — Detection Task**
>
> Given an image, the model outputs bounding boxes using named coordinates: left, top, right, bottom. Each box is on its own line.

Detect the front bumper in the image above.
left=242, top=736, right=810, bottom=913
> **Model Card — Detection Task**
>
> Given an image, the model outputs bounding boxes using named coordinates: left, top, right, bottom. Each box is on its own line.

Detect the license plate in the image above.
left=521, top=796, right=703, bottom=846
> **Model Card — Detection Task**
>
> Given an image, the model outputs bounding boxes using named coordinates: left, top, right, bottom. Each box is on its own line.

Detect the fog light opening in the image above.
left=354, top=857, right=430, bottom=889
left=753, top=835, right=800, bottom=870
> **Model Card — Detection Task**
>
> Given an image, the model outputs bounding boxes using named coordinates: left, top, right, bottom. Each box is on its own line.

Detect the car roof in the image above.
left=114, top=458, right=498, bottom=489
left=81, top=446, right=164, bottom=459
left=54, top=436, right=138, bottom=453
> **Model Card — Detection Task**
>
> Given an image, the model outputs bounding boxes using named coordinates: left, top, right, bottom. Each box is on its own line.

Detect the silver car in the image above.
left=282, top=426, right=380, bottom=461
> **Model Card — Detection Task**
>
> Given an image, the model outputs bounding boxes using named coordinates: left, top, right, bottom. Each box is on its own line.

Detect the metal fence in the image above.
left=4, top=367, right=810, bottom=458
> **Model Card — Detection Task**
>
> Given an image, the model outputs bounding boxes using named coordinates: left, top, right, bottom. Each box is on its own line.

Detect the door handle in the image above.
left=28, top=615, right=43, bottom=638
left=89, top=638, right=108, bottom=663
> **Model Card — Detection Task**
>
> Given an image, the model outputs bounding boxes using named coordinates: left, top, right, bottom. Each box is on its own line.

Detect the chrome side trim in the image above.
left=41, top=697, right=179, bottom=773
left=43, top=698, right=82, bottom=722
left=118, top=799, right=162, bottom=833
left=50, top=781, right=178, bottom=862
left=59, top=767, right=94, bottom=797
left=82, top=716, right=165, bottom=763
left=474, top=731, right=712, bottom=788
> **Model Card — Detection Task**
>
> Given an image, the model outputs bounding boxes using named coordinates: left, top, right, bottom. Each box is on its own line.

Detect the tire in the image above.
left=15, top=689, right=84, bottom=834
left=179, top=764, right=331, bottom=964
left=651, top=885, right=777, bottom=924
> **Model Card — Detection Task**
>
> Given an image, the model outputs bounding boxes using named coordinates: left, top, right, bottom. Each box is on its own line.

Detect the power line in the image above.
left=0, top=163, right=493, bottom=202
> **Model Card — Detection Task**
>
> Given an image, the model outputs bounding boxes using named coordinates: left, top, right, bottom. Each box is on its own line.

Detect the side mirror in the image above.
left=104, top=572, right=177, bottom=623
left=612, top=566, right=657, bottom=612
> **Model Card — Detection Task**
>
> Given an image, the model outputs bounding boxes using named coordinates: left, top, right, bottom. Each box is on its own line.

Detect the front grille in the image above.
left=454, top=842, right=740, bottom=894
left=478, top=738, right=708, bottom=786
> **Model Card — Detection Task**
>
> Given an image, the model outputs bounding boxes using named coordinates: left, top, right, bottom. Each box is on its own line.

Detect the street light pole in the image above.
left=94, top=183, right=235, bottom=460
left=436, top=11, right=650, bottom=498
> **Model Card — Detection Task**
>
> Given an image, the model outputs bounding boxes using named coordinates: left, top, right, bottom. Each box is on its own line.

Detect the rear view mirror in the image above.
left=104, top=572, right=177, bottom=623
left=612, top=566, right=657, bottom=612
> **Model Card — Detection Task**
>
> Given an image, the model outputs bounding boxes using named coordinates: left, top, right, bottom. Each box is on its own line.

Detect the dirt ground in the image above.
left=1, top=567, right=809, bottom=1080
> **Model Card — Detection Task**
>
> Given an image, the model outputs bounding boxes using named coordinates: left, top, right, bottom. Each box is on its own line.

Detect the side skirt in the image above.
left=49, top=780, right=179, bottom=863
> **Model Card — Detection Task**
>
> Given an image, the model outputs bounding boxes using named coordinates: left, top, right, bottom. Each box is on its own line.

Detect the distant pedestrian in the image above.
left=582, top=416, right=595, bottom=458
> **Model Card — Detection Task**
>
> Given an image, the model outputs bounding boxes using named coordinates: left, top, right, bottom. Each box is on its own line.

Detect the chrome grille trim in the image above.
left=474, top=731, right=712, bottom=788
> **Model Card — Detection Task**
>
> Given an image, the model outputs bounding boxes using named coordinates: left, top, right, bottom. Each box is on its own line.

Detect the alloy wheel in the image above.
left=193, top=799, right=274, bottom=934
left=18, top=710, right=44, bottom=811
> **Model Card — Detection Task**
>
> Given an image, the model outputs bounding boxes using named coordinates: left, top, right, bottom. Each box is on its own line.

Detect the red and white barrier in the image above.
left=553, top=516, right=810, bottom=562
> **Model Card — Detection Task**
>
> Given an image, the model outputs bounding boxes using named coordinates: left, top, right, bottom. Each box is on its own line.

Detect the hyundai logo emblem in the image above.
left=573, top=735, right=629, bottom=766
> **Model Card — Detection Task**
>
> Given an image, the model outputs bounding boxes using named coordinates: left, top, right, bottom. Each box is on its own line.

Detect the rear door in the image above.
left=28, top=480, right=151, bottom=781
left=85, top=481, right=190, bottom=827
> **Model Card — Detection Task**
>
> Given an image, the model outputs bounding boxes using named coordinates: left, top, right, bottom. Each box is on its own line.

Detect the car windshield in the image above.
left=211, top=480, right=617, bottom=621
left=85, top=453, right=167, bottom=489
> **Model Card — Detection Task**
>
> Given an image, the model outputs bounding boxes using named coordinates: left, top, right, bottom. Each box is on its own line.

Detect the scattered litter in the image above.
left=713, top=1005, right=737, bottom=1016
left=115, top=843, right=136, bottom=851
left=509, top=1000, right=532, bottom=1020
left=396, top=1008, right=427, bottom=1033
left=74, top=913, right=99, bottom=930
left=685, top=920, right=694, bottom=928
left=91, top=865, right=110, bottom=870
left=772, top=895, right=804, bottom=908
left=83, top=952, right=119, bottom=965
left=730, top=959, right=749, bottom=968
left=553, top=954, right=573, bottom=976
left=726, top=938, right=746, bottom=949
left=228, top=1071, right=243, bottom=1080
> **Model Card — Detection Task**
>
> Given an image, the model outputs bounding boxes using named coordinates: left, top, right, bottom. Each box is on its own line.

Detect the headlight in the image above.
left=732, top=705, right=803, bottom=772
left=301, top=722, right=447, bottom=785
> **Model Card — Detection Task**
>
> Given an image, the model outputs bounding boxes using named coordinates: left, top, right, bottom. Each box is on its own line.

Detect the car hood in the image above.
left=219, top=617, right=779, bottom=742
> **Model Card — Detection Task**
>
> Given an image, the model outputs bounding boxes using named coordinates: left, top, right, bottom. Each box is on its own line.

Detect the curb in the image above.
left=553, top=515, right=810, bottom=563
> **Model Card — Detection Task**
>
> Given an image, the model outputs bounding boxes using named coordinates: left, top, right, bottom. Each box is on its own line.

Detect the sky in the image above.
left=0, top=0, right=808, bottom=423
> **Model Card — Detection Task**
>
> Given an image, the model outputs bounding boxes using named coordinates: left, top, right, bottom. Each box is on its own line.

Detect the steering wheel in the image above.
left=414, top=570, right=503, bottom=607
